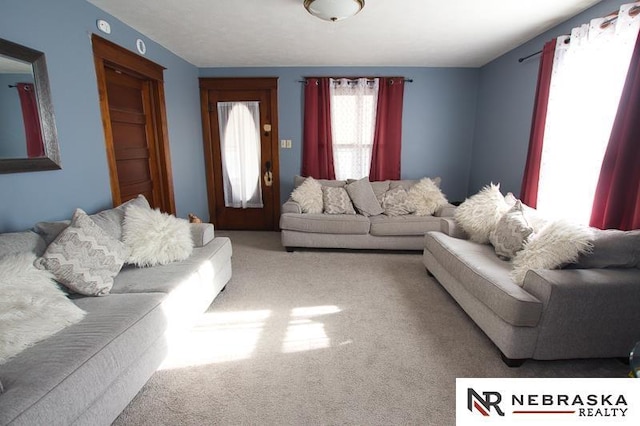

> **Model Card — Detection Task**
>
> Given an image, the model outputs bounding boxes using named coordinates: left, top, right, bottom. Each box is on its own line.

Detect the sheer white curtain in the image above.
left=217, top=101, right=263, bottom=208
left=329, top=78, right=379, bottom=180
left=537, top=3, right=640, bottom=223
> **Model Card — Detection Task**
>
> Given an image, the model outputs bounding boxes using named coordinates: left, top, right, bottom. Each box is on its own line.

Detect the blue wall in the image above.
left=200, top=67, right=479, bottom=204
left=470, top=0, right=630, bottom=196
left=0, top=0, right=207, bottom=232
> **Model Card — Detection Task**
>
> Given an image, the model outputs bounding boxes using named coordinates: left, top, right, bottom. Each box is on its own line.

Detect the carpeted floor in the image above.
left=113, top=231, right=628, bottom=425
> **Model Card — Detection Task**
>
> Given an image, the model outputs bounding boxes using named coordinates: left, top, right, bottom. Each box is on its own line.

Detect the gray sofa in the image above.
left=0, top=210, right=232, bottom=425
left=281, top=177, right=456, bottom=251
left=423, top=218, right=640, bottom=366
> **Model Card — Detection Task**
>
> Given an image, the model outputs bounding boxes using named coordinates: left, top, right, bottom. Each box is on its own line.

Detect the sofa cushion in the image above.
left=424, top=232, right=542, bottom=327
left=407, top=177, right=448, bottom=216
left=0, top=231, right=46, bottom=258
left=510, top=220, right=593, bottom=285
left=573, top=229, right=640, bottom=269
left=35, top=209, right=130, bottom=296
left=0, top=293, right=166, bottom=426
left=370, top=180, right=390, bottom=204
left=382, top=187, right=416, bottom=216
left=280, top=213, right=370, bottom=235
left=111, top=237, right=233, bottom=329
left=345, top=177, right=384, bottom=217
left=291, top=176, right=323, bottom=214
left=454, top=183, right=512, bottom=244
left=322, top=186, right=356, bottom=215
left=489, top=200, right=533, bottom=260
left=0, top=253, right=86, bottom=365
left=294, top=175, right=346, bottom=189
left=369, top=215, right=441, bottom=237
left=122, top=205, right=194, bottom=267
left=33, top=195, right=151, bottom=245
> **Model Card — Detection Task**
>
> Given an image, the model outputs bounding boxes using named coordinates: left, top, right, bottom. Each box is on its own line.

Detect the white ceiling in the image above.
left=87, top=0, right=601, bottom=68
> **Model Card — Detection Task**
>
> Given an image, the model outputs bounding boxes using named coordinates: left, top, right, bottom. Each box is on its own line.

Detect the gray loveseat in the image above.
left=281, top=176, right=456, bottom=251
left=423, top=218, right=640, bottom=366
left=0, top=203, right=232, bottom=425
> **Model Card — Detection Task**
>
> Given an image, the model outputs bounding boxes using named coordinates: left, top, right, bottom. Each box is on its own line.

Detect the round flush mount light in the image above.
left=304, top=0, right=365, bottom=22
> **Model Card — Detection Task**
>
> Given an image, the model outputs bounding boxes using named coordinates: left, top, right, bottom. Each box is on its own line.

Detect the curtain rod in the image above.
left=7, top=84, right=17, bottom=88
left=298, top=78, right=413, bottom=83
left=517, top=4, right=640, bottom=63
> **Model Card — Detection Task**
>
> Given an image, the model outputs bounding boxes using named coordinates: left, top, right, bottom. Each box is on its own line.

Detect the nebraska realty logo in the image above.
left=456, top=378, right=640, bottom=425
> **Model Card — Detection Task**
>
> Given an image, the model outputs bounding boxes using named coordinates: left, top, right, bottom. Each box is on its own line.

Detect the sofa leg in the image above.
left=425, top=267, right=434, bottom=277
left=220, top=285, right=227, bottom=292
left=501, top=353, right=526, bottom=368
left=285, top=247, right=294, bottom=253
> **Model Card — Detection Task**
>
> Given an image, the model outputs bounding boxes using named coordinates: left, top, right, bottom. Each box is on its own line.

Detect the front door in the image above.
left=200, top=78, right=280, bottom=230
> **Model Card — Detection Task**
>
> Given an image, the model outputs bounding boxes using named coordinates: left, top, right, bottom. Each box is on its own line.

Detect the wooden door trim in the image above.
left=199, top=77, right=280, bottom=229
left=92, top=34, right=175, bottom=214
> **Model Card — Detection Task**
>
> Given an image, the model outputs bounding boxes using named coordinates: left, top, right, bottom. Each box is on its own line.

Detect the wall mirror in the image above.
left=0, top=38, right=60, bottom=173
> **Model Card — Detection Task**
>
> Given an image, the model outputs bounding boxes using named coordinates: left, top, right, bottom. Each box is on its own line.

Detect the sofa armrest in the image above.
left=439, top=218, right=468, bottom=239
left=434, top=203, right=456, bottom=218
left=282, top=199, right=302, bottom=214
left=522, top=268, right=640, bottom=358
left=190, top=223, right=215, bottom=247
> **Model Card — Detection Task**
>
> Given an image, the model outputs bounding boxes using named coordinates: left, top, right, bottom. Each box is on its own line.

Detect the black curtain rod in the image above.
left=7, top=84, right=17, bottom=88
left=518, top=37, right=570, bottom=63
left=298, top=78, right=413, bottom=83
left=518, top=4, right=640, bottom=63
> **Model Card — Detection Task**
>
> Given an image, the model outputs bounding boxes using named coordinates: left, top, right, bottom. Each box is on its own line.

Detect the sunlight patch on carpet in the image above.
left=282, top=305, right=341, bottom=353
left=159, top=309, right=271, bottom=370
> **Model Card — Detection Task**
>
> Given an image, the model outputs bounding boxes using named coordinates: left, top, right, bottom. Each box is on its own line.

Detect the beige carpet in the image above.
left=114, top=231, right=628, bottom=425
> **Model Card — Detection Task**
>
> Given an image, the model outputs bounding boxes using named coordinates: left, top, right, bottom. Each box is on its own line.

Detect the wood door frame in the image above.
left=199, top=77, right=281, bottom=229
left=92, top=34, right=175, bottom=214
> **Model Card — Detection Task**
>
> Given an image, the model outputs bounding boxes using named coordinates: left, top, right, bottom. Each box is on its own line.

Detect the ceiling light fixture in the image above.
left=304, top=0, right=365, bottom=22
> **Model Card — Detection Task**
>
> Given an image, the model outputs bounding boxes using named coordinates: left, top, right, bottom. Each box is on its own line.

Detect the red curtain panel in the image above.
left=17, top=82, right=45, bottom=158
left=590, top=32, right=640, bottom=231
left=301, top=77, right=335, bottom=180
left=519, top=40, right=556, bottom=207
left=369, top=77, right=404, bottom=181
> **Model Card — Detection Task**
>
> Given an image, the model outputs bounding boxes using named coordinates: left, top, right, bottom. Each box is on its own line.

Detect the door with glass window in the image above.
left=199, top=78, right=280, bottom=230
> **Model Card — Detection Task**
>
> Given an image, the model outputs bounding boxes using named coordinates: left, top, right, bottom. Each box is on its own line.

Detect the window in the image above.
left=329, top=78, right=378, bottom=180
left=535, top=9, right=639, bottom=224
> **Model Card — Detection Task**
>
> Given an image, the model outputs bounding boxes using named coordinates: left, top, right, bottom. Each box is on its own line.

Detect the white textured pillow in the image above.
left=454, top=183, right=511, bottom=244
left=0, top=252, right=86, bottom=364
left=291, top=176, right=323, bottom=214
left=123, top=205, right=194, bottom=267
left=408, top=178, right=448, bottom=216
left=382, top=187, right=416, bottom=216
left=510, top=220, right=594, bottom=285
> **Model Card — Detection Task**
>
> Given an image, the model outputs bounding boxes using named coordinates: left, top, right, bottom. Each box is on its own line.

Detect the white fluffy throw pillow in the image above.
left=408, top=177, right=448, bottom=216
left=123, top=205, right=194, bottom=267
left=0, top=252, right=86, bottom=364
left=510, top=220, right=594, bottom=286
left=291, top=176, right=323, bottom=214
left=454, top=183, right=512, bottom=244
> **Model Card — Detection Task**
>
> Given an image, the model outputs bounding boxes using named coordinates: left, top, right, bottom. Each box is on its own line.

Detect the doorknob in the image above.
left=264, top=161, right=273, bottom=187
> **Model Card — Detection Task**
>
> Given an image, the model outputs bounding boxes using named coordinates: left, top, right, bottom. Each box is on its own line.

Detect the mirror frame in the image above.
left=0, top=38, right=61, bottom=173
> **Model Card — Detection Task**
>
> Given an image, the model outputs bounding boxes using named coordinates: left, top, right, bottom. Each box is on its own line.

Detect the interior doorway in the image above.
left=199, top=78, right=280, bottom=230
left=92, top=35, right=175, bottom=213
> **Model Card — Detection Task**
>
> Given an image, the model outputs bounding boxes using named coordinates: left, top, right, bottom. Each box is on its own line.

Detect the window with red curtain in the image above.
left=302, top=76, right=405, bottom=181
left=590, top=29, right=640, bottom=231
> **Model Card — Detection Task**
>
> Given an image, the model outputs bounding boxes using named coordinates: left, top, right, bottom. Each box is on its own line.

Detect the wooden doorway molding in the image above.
left=199, top=77, right=280, bottom=230
left=92, top=34, right=175, bottom=213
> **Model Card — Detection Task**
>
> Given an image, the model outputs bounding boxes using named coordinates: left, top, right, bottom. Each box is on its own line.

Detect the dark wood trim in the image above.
left=199, top=77, right=280, bottom=229
left=91, top=34, right=164, bottom=81
left=92, top=35, right=175, bottom=213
